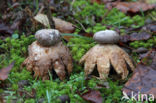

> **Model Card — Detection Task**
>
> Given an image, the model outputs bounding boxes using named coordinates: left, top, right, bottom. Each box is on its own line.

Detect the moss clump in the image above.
left=0, top=34, right=35, bottom=83
left=129, top=36, right=156, bottom=49
left=31, top=72, right=91, bottom=103
left=24, top=99, right=35, bottom=103
left=0, top=35, right=35, bottom=69
left=86, top=23, right=107, bottom=34
left=100, top=80, right=123, bottom=103
left=67, top=37, right=96, bottom=61
left=31, top=72, right=124, bottom=103
left=71, top=0, right=145, bottom=33
left=0, top=34, right=127, bottom=103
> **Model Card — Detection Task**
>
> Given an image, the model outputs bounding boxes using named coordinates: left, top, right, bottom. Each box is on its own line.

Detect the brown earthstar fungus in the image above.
left=22, top=29, right=73, bottom=80
left=80, top=30, right=135, bottom=80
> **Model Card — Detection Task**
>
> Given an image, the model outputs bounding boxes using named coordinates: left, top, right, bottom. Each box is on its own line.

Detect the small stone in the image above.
left=93, top=30, right=120, bottom=44
left=35, top=29, right=61, bottom=46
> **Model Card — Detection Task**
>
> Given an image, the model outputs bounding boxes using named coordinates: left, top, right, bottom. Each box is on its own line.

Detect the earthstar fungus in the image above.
left=80, top=30, right=135, bottom=80
left=23, top=29, right=73, bottom=80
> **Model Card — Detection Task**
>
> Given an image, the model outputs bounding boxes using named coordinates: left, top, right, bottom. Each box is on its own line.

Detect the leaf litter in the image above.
left=123, top=50, right=156, bottom=99
left=0, top=62, right=15, bottom=81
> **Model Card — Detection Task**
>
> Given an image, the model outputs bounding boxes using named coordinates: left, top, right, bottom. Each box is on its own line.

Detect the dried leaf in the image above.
left=34, top=13, right=75, bottom=33
left=81, top=89, right=103, bottom=103
left=123, top=64, right=156, bottom=98
left=0, top=62, right=15, bottom=81
left=123, top=50, right=156, bottom=98
left=130, top=32, right=151, bottom=41
left=146, top=24, right=156, bottom=33
left=114, top=2, right=155, bottom=13
left=53, top=17, right=75, bottom=33
left=120, top=32, right=152, bottom=43
left=34, top=14, right=50, bottom=27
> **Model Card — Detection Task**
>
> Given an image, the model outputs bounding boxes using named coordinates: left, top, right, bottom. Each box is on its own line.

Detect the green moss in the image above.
left=71, top=0, right=145, bottom=33
left=31, top=72, right=87, bottom=103
left=0, top=35, right=35, bottom=70
left=11, top=84, right=18, bottom=91
left=0, top=34, right=130, bottom=102
left=100, top=80, right=124, bottom=102
left=0, top=35, right=35, bottom=85
left=24, top=99, right=35, bottom=103
left=0, top=1, right=149, bottom=102
left=68, top=37, right=96, bottom=61
left=9, top=69, right=33, bottom=83
left=129, top=36, right=155, bottom=49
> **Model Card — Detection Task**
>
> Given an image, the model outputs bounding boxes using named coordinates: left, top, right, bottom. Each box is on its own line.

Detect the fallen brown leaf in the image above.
left=114, top=2, right=155, bottom=13
left=81, top=89, right=103, bottom=103
left=123, top=64, right=156, bottom=99
left=130, top=32, right=151, bottom=41
left=120, top=32, right=152, bottom=43
left=146, top=24, right=156, bottom=33
left=53, top=17, right=75, bottom=33
left=123, top=50, right=156, bottom=99
left=0, top=62, right=15, bottom=81
left=34, top=13, right=75, bottom=33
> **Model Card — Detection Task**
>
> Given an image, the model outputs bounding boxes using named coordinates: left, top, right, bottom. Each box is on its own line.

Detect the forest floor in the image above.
left=0, top=0, right=156, bottom=103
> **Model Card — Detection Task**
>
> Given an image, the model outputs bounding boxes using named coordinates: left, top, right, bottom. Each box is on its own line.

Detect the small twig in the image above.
left=44, top=0, right=55, bottom=29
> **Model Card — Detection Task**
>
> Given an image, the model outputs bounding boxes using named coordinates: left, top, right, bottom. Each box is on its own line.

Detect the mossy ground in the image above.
left=0, top=0, right=155, bottom=103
